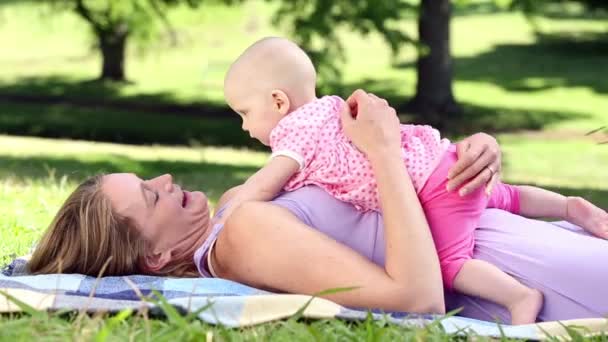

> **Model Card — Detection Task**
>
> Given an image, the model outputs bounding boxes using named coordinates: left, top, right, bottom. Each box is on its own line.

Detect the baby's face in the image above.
left=224, top=82, right=284, bottom=146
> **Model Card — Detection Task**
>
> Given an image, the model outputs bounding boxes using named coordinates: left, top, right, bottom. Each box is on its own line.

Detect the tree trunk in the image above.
left=405, top=0, right=460, bottom=128
left=98, top=28, right=128, bottom=82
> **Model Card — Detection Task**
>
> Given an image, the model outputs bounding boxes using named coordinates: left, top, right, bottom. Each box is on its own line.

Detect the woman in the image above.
left=28, top=90, right=608, bottom=322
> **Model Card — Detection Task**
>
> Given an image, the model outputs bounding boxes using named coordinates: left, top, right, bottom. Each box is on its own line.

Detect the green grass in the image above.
left=0, top=310, right=459, bottom=341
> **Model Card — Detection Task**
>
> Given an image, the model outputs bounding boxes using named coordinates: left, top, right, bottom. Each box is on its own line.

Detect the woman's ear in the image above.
left=271, top=90, right=291, bottom=116
left=144, top=250, right=172, bottom=272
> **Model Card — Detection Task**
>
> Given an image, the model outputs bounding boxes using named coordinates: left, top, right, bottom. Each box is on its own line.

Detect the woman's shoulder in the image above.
left=217, top=185, right=243, bottom=210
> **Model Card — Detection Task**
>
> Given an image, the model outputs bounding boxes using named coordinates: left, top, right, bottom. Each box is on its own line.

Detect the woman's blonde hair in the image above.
left=28, top=175, right=199, bottom=277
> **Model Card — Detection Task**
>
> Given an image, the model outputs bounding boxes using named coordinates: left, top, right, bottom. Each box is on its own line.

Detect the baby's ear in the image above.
left=271, top=89, right=291, bottom=115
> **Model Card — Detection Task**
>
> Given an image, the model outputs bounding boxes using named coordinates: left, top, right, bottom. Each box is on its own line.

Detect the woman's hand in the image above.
left=341, top=89, right=402, bottom=158
left=447, top=133, right=502, bottom=197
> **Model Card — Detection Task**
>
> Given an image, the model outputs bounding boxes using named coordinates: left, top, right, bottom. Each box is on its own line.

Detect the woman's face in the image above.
left=102, top=173, right=211, bottom=256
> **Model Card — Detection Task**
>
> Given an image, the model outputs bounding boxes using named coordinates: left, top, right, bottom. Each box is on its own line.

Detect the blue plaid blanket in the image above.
left=1, top=258, right=605, bottom=339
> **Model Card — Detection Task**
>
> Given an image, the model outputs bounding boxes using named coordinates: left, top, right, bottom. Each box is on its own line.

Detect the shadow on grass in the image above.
left=0, top=76, right=230, bottom=117
left=523, top=1, right=608, bottom=20
left=0, top=155, right=259, bottom=201
left=329, top=78, right=589, bottom=136
left=434, top=102, right=588, bottom=136
left=0, top=91, right=589, bottom=148
left=453, top=31, right=608, bottom=95
left=0, top=31, right=601, bottom=147
left=0, top=100, right=266, bottom=149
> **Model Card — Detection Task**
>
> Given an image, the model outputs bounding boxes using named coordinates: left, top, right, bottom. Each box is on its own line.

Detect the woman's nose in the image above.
left=161, top=174, right=174, bottom=192
left=149, top=174, right=173, bottom=190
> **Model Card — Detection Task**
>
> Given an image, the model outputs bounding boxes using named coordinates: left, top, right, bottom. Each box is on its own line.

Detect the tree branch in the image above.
left=147, top=0, right=178, bottom=46
left=74, top=0, right=104, bottom=32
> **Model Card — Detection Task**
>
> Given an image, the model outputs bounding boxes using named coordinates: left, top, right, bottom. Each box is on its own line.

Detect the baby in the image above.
left=221, top=37, right=608, bottom=324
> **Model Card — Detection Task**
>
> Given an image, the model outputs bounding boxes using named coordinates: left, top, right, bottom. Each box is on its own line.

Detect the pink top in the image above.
left=269, top=96, right=450, bottom=212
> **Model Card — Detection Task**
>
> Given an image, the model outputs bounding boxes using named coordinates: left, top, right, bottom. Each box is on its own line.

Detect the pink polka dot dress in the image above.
left=269, top=95, right=451, bottom=212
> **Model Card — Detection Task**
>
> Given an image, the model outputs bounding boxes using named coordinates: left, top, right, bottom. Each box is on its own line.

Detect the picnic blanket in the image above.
left=1, top=257, right=606, bottom=339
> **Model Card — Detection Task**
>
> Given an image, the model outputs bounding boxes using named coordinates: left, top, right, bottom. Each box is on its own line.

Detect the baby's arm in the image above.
left=516, top=185, right=568, bottom=219
left=517, top=185, right=608, bottom=239
left=220, top=156, right=300, bottom=222
left=488, top=182, right=568, bottom=218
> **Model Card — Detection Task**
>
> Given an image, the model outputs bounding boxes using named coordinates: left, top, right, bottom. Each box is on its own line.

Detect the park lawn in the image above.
left=0, top=1, right=606, bottom=137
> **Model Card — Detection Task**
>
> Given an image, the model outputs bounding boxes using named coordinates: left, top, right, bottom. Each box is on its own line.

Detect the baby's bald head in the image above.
left=224, top=37, right=317, bottom=110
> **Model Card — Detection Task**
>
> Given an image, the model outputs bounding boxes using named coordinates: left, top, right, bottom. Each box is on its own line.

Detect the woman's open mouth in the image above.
left=182, top=191, right=188, bottom=208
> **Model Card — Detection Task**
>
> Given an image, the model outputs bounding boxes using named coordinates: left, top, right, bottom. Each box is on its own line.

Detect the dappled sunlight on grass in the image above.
left=1, top=4, right=606, bottom=141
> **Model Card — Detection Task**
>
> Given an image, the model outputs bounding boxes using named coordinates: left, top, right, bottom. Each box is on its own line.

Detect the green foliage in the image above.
left=48, top=0, right=204, bottom=48
left=40, top=0, right=240, bottom=79
left=268, top=0, right=418, bottom=90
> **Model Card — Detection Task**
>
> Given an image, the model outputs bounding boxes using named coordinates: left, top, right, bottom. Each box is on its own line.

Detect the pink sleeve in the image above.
left=269, top=112, right=321, bottom=171
left=487, top=182, right=520, bottom=214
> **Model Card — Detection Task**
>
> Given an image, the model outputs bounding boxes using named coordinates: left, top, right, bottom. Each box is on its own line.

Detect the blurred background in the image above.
left=0, top=0, right=606, bottom=260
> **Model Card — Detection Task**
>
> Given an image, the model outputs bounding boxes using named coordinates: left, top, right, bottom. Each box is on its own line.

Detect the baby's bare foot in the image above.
left=566, top=197, right=608, bottom=239
left=509, top=288, right=543, bottom=325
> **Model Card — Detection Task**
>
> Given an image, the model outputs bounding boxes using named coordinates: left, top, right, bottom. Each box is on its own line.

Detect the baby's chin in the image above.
left=254, top=136, right=270, bottom=146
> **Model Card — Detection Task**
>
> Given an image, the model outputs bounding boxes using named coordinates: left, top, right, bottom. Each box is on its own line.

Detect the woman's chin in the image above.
left=190, top=191, right=211, bottom=216
left=187, top=191, right=205, bottom=205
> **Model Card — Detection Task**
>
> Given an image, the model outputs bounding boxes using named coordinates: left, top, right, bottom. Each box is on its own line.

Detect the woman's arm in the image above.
left=213, top=90, right=444, bottom=313
left=341, top=90, right=444, bottom=310
left=214, top=201, right=442, bottom=312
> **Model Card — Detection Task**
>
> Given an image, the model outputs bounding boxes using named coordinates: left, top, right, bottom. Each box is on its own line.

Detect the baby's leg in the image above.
left=421, top=152, right=542, bottom=324
left=453, top=259, right=543, bottom=325
left=420, top=146, right=490, bottom=290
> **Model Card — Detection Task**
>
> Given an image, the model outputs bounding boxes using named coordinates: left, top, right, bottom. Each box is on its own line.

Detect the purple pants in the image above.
left=271, top=186, right=608, bottom=323
left=446, top=209, right=608, bottom=323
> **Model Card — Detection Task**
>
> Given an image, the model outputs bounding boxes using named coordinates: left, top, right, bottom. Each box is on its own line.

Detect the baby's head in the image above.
left=223, top=37, right=317, bottom=145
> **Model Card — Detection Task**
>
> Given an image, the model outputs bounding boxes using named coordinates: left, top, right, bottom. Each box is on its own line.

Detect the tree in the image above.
left=272, top=0, right=606, bottom=126
left=269, top=0, right=416, bottom=91
left=50, top=0, right=205, bottom=81
left=270, top=0, right=458, bottom=126
left=406, top=0, right=459, bottom=127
